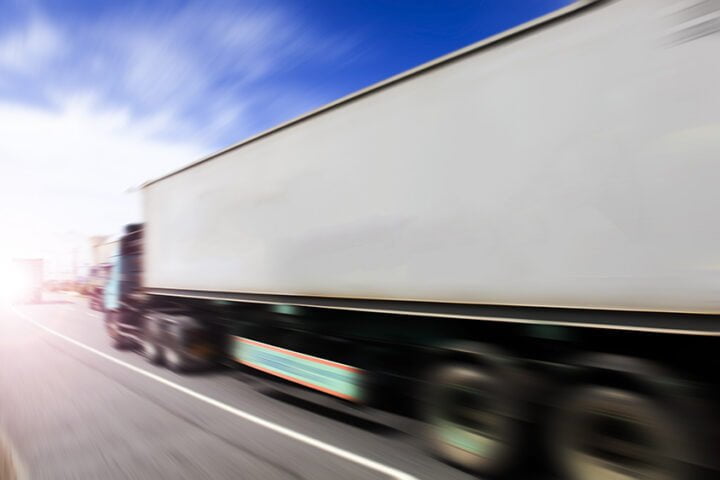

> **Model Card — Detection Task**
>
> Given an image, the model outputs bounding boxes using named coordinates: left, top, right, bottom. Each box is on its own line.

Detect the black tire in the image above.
left=423, top=363, right=519, bottom=477
left=105, top=311, right=130, bottom=350
left=551, top=385, right=694, bottom=480
left=163, top=342, right=191, bottom=373
left=163, top=322, right=193, bottom=374
left=140, top=314, right=164, bottom=365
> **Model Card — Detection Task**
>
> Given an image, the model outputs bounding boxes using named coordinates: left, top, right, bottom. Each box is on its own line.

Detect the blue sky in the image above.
left=0, top=0, right=573, bottom=147
left=0, top=0, right=573, bottom=268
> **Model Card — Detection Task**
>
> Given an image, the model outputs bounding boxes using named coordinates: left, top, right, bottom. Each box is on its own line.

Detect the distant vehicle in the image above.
left=10, top=258, right=43, bottom=304
left=103, top=1, right=720, bottom=479
left=88, top=263, right=112, bottom=311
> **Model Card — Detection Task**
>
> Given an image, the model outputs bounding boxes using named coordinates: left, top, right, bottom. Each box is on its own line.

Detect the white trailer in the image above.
left=107, top=1, right=720, bottom=478
left=143, top=0, right=720, bottom=316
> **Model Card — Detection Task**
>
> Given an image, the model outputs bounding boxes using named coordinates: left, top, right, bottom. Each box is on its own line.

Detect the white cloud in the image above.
left=0, top=96, right=207, bottom=264
left=0, top=2, right=365, bottom=275
left=100, top=6, right=306, bottom=109
left=1, top=4, right=362, bottom=146
left=0, top=17, right=62, bottom=72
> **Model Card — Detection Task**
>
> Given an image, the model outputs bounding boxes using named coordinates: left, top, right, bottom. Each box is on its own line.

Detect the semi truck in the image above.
left=102, top=1, right=720, bottom=478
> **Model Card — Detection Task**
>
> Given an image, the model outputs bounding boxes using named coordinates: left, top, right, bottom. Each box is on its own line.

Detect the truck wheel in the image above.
left=141, top=339, right=162, bottom=365
left=423, top=363, right=518, bottom=476
left=551, top=385, right=693, bottom=480
left=141, top=315, right=164, bottom=365
left=163, top=322, right=194, bottom=373
left=164, top=343, right=191, bottom=373
left=105, top=311, right=129, bottom=350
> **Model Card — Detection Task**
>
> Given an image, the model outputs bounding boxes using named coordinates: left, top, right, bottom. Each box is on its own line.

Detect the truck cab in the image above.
left=103, top=224, right=144, bottom=348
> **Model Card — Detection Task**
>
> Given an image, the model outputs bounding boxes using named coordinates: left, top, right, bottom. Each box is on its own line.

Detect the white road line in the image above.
left=11, top=307, right=418, bottom=480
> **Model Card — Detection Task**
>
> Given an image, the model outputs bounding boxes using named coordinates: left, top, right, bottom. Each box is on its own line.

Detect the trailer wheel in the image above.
left=551, top=385, right=693, bottom=480
left=105, top=311, right=130, bottom=350
left=423, top=363, right=518, bottom=476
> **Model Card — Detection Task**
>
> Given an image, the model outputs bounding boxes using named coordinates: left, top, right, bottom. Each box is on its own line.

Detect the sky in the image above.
left=0, top=0, right=573, bottom=274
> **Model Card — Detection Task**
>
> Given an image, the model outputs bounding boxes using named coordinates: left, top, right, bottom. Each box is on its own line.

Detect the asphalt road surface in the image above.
left=0, top=294, right=475, bottom=480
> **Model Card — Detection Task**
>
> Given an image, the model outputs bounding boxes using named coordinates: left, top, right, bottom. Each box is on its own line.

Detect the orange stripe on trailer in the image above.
left=236, top=337, right=361, bottom=373
left=239, top=359, right=358, bottom=402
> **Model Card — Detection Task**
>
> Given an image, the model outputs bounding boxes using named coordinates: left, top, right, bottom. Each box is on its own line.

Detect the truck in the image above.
left=10, top=258, right=43, bottom=304
left=102, top=1, right=720, bottom=478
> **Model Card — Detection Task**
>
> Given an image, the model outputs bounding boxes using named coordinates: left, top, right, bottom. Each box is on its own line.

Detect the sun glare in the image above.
left=0, top=259, right=40, bottom=305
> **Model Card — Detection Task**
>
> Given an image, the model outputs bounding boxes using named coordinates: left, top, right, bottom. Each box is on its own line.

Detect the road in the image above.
left=0, top=295, right=474, bottom=480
